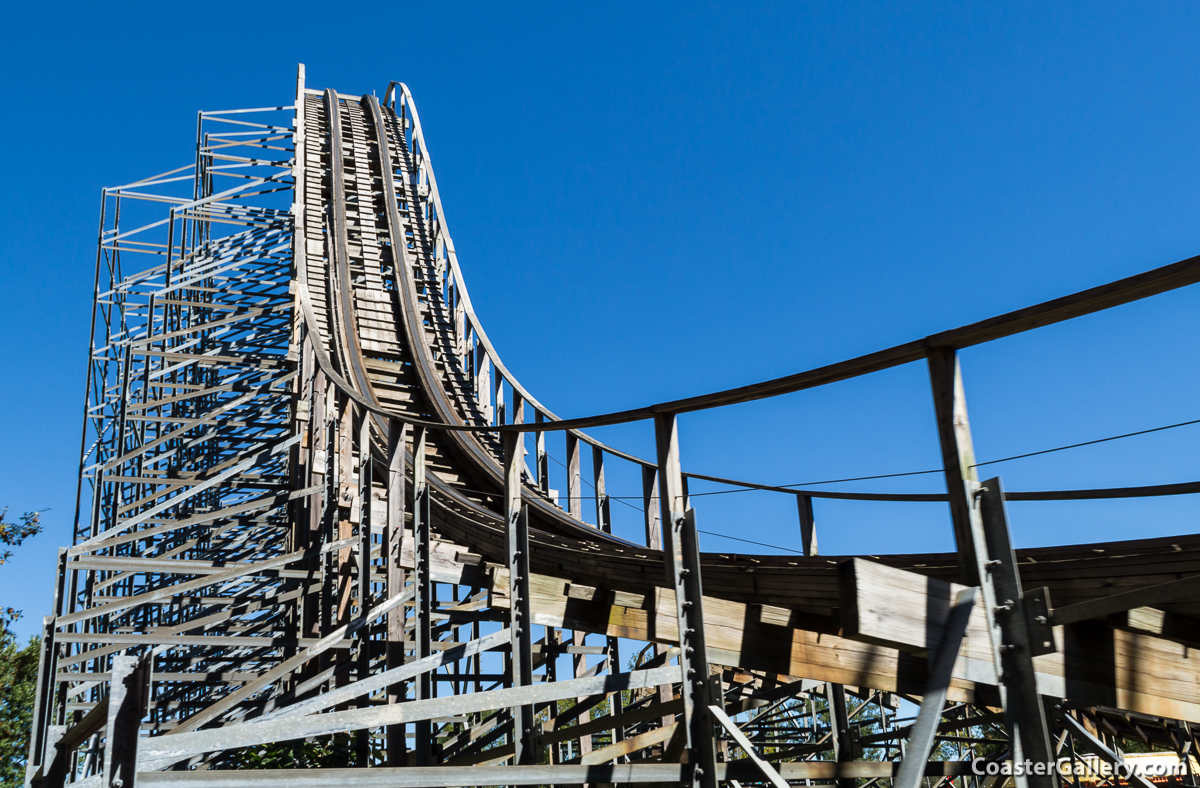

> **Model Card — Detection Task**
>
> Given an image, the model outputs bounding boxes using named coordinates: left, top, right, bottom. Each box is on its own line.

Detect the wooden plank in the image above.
left=581, top=722, right=677, bottom=765
left=498, top=562, right=1200, bottom=722
left=138, top=665, right=683, bottom=765
left=132, top=762, right=984, bottom=787
left=838, top=557, right=990, bottom=654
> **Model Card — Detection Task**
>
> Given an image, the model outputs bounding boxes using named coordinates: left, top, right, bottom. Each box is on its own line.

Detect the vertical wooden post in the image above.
left=978, top=479, right=1055, bottom=785
left=495, top=374, right=506, bottom=426
left=642, top=461, right=672, bottom=722
left=573, top=630, right=593, bottom=756
left=927, top=346, right=981, bottom=585
left=512, top=392, right=526, bottom=483
left=566, top=432, right=582, bottom=519
left=357, top=414, right=373, bottom=621
left=593, top=446, right=610, bottom=534
left=476, top=349, right=492, bottom=423
left=385, top=419, right=407, bottom=765
left=304, top=370, right=327, bottom=641
left=336, top=398, right=356, bottom=626
left=504, top=431, right=535, bottom=764
left=412, top=425, right=433, bottom=764
left=104, top=655, right=150, bottom=788
left=25, top=617, right=56, bottom=782
left=320, top=389, right=337, bottom=641
left=642, top=466, right=661, bottom=549
left=606, top=635, right=625, bottom=752
left=797, top=495, right=817, bottom=556
left=512, top=390, right=525, bottom=428
left=654, top=413, right=717, bottom=788
left=927, top=346, right=1054, bottom=788
left=825, top=681, right=855, bottom=788
left=356, top=413, right=372, bottom=765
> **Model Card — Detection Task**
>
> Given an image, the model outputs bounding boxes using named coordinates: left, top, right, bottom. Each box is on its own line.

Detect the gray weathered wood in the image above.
left=655, top=413, right=717, bottom=788
left=893, top=588, right=976, bottom=788
left=104, top=655, right=150, bottom=788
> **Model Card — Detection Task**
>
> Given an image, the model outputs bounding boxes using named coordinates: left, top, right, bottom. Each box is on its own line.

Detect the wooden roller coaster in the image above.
left=22, top=64, right=1200, bottom=788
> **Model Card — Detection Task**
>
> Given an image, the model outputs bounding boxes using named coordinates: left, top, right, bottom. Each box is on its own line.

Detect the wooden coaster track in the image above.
left=22, top=65, right=1200, bottom=788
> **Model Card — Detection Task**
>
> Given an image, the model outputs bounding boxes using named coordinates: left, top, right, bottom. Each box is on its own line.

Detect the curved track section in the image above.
left=23, top=67, right=1200, bottom=788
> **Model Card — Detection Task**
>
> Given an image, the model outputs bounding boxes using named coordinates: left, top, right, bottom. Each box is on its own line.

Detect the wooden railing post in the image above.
left=566, top=432, right=582, bottom=519
left=927, top=346, right=1053, bottom=787
left=593, top=446, right=610, bottom=533
left=642, top=466, right=660, bottom=550
left=926, top=346, right=981, bottom=585
left=797, top=494, right=817, bottom=556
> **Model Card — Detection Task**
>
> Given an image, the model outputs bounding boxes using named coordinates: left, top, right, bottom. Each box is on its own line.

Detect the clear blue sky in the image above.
left=4, top=1, right=1200, bottom=640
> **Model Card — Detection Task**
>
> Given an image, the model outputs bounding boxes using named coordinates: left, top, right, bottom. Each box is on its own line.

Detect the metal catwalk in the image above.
left=23, top=65, right=1200, bottom=788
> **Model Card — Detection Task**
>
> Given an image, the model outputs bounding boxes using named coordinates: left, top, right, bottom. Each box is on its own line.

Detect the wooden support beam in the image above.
left=25, top=616, right=56, bottom=782
left=708, top=704, right=790, bottom=788
left=605, top=636, right=625, bottom=752
left=978, top=478, right=1055, bottom=786
left=825, top=681, right=855, bottom=788
left=538, top=698, right=684, bottom=750
left=927, top=346, right=980, bottom=585
left=640, top=461, right=673, bottom=726
left=893, top=588, right=976, bottom=788
left=355, top=411, right=372, bottom=763
left=139, top=665, right=682, bottom=766
left=104, top=654, right=151, bottom=788
left=654, top=413, right=717, bottom=788
left=166, top=588, right=413, bottom=735
left=581, top=722, right=677, bottom=765
left=385, top=418, right=407, bottom=763
left=504, top=431, right=535, bottom=764
left=573, top=630, right=593, bottom=756
left=258, top=629, right=511, bottom=722
left=36, top=689, right=107, bottom=788
left=797, top=494, right=817, bottom=556
left=1063, top=713, right=1156, bottom=788
left=413, top=425, right=433, bottom=765
left=58, top=550, right=305, bottom=627
left=928, top=347, right=1053, bottom=787
left=521, top=557, right=1200, bottom=722
left=336, top=398, right=357, bottom=627
left=839, top=557, right=989, bottom=652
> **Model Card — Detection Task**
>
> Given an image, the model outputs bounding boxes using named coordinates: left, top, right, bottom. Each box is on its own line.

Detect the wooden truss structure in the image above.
left=23, top=65, right=1200, bottom=788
